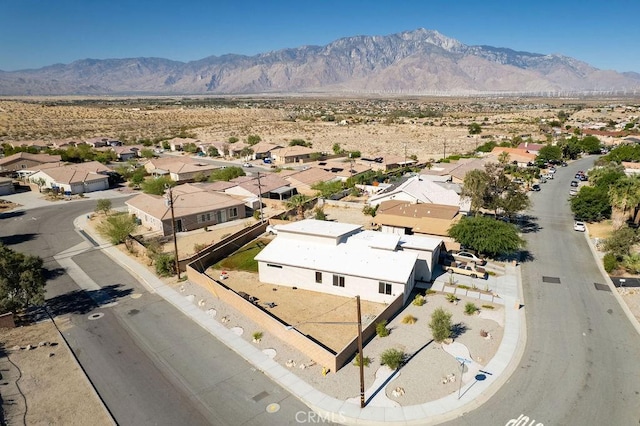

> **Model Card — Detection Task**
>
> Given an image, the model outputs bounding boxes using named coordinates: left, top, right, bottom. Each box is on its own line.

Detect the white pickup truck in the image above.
left=445, top=261, right=487, bottom=279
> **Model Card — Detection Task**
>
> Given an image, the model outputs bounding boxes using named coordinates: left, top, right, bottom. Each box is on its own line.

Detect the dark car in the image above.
left=570, top=180, right=579, bottom=187
left=531, top=184, right=541, bottom=191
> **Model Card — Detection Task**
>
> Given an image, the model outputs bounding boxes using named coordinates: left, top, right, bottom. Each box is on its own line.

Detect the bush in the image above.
left=95, top=199, right=112, bottom=215
left=429, top=307, right=453, bottom=343
left=380, top=348, right=405, bottom=370
left=193, top=243, right=208, bottom=253
left=603, top=253, right=618, bottom=273
left=155, top=253, right=176, bottom=277
left=376, top=320, right=390, bottom=337
left=480, top=329, right=489, bottom=338
left=96, top=213, right=137, bottom=245
left=464, top=302, right=479, bottom=315
left=314, top=208, right=327, bottom=221
left=412, top=294, right=426, bottom=306
left=353, top=353, right=371, bottom=368
left=425, top=289, right=437, bottom=295
left=481, top=304, right=495, bottom=310
left=401, top=315, right=417, bottom=324
left=252, top=331, right=263, bottom=341
left=446, top=293, right=458, bottom=303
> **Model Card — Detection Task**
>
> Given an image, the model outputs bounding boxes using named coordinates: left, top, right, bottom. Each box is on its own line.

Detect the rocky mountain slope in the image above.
left=2, top=28, right=639, bottom=95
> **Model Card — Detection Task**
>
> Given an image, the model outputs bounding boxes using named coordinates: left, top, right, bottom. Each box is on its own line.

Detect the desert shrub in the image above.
left=401, top=315, right=417, bottom=324
left=412, top=294, right=426, bottom=306
left=96, top=213, right=137, bottom=245
left=464, top=302, right=479, bottom=315
left=376, top=320, right=390, bottom=337
left=314, top=208, right=327, bottom=220
left=193, top=243, right=208, bottom=253
left=603, top=253, right=618, bottom=273
left=425, top=289, right=437, bottom=295
left=457, top=284, right=470, bottom=290
left=446, top=293, right=458, bottom=303
left=380, top=348, right=405, bottom=370
left=252, top=331, right=263, bottom=341
left=362, top=204, right=378, bottom=217
left=480, top=329, right=489, bottom=338
left=481, top=304, right=495, bottom=310
left=429, top=307, right=452, bottom=343
left=353, top=353, right=371, bottom=368
left=155, top=253, right=176, bottom=277
left=95, top=199, right=112, bottom=215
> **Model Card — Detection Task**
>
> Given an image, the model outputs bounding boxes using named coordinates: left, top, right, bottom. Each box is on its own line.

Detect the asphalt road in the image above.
left=448, top=157, right=640, bottom=426
left=0, top=199, right=314, bottom=425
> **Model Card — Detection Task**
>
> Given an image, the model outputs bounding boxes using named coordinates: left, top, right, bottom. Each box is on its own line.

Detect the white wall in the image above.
left=257, top=262, right=406, bottom=304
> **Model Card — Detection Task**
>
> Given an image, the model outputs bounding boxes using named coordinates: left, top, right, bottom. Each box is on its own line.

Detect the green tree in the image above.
left=579, top=135, right=602, bottom=154
left=207, top=146, right=220, bottom=157
left=246, top=135, right=261, bottom=145
left=289, top=139, right=311, bottom=148
left=570, top=186, right=611, bottom=222
left=285, top=194, right=310, bottom=219
left=140, top=148, right=155, bottom=159
left=130, top=168, right=147, bottom=188
left=311, top=180, right=343, bottom=198
left=603, top=226, right=638, bottom=260
left=537, top=145, right=562, bottom=162
left=0, top=244, right=46, bottom=314
left=609, top=175, right=640, bottom=228
left=461, top=169, right=490, bottom=214
left=208, top=166, right=245, bottom=182
left=240, top=147, right=254, bottom=159
left=498, top=187, right=531, bottom=220
left=183, top=143, right=198, bottom=153
left=95, top=199, right=112, bottom=215
left=141, top=176, right=175, bottom=195
left=448, top=216, right=525, bottom=257
left=332, top=143, right=344, bottom=154
left=228, top=136, right=239, bottom=144
left=379, top=348, right=405, bottom=370
left=96, top=213, right=137, bottom=245
left=468, top=122, right=482, bottom=135
left=429, top=307, right=452, bottom=343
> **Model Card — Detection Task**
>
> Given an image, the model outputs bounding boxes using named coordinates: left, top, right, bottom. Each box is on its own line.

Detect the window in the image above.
left=228, top=207, right=238, bottom=218
left=198, top=213, right=211, bottom=223
left=315, top=271, right=322, bottom=283
left=332, top=275, right=345, bottom=287
left=266, top=263, right=282, bottom=269
left=378, top=282, right=392, bottom=295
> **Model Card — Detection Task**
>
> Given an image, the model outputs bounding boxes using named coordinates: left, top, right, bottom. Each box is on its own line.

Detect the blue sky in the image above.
left=2, top=0, right=639, bottom=72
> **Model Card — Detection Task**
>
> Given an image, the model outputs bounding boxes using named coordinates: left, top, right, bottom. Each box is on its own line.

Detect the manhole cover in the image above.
left=542, top=276, right=561, bottom=284
left=265, top=403, right=280, bottom=413
left=130, top=293, right=142, bottom=299
left=88, top=313, right=104, bottom=320
left=594, top=283, right=611, bottom=292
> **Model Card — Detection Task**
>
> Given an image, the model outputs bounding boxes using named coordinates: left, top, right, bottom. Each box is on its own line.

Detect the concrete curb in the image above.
left=584, top=229, right=640, bottom=336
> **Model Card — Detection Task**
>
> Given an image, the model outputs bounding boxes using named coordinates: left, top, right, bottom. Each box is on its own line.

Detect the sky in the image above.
left=1, top=0, right=639, bottom=73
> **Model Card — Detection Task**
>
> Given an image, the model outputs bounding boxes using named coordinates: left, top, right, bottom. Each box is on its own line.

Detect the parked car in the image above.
left=574, top=221, right=586, bottom=232
left=531, top=184, right=541, bottom=191
left=446, top=261, right=487, bottom=279
left=243, top=162, right=253, bottom=168
left=561, top=162, right=568, bottom=167
left=451, top=251, right=487, bottom=266
left=570, top=180, right=579, bottom=187
left=569, top=188, right=578, bottom=196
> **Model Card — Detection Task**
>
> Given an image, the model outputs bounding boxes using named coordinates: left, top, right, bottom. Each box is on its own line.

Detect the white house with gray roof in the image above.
left=255, top=219, right=442, bottom=303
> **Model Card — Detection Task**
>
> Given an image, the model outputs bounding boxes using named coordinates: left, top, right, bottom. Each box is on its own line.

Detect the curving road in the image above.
left=0, top=199, right=314, bottom=425
left=448, top=157, right=640, bottom=426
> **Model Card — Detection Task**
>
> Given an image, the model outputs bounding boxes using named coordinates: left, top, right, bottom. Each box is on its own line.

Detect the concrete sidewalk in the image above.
left=75, top=213, right=527, bottom=426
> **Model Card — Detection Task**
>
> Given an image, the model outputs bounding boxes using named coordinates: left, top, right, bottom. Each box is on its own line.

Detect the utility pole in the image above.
left=356, top=295, right=365, bottom=409
left=404, top=141, right=407, bottom=172
left=166, top=185, right=181, bottom=279
left=256, top=172, right=264, bottom=223
left=443, top=140, right=447, bottom=161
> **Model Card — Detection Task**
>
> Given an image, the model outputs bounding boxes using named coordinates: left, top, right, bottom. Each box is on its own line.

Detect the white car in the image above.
left=569, top=188, right=578, bottom=196
left=243, top=162, right=253, bottom=168
left=573, top=221, right=586, bottom=232
left=452, top=251, right=486, bottom=266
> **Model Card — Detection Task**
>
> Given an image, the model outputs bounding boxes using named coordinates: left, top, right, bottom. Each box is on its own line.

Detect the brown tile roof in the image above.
left=0, top=152, right=62, bottom=166
left=374, top=200, right=461, bottom=237
left=126, top=188, right=242, bottom=221
left=285, top=168, right=337, bottom=186
left=36, top=160, right=111, bottom=174
left=489, top=147, right=536, bottom=162
left=36, top=166, right=108, bottom=185
left=230, top=174, right=291, bottom=195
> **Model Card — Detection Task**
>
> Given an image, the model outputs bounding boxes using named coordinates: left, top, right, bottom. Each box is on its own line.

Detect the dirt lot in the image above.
left=0, top=319, right=112, bottom=426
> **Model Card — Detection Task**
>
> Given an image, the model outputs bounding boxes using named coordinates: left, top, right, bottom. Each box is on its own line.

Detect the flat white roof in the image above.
left=348, top=230, right=401, bottom=251
left=277, top=219, right=363, bottom=238
left=398, top=234, right=442, bottom=251
left=255, top=237, right=417, bottom=283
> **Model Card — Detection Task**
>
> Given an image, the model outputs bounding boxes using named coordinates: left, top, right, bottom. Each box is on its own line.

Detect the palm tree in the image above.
left=285, top=194, right=310, bottom=219
left=609, top=175, right=640, bottom=229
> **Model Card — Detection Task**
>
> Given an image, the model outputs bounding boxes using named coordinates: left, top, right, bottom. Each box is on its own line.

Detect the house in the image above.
left=270, top=146, right=316, bottom=164
left=516, top=142, right=546, bottom=155
left=111, top=145, right=143, bottom=161
left=166, top=137, right=200, bottom=152
left=224, top=174, right=296, bottom=200
left=373, top=200, right=462, bottom=237
left=125, top=183, right=246, bottom=236
left=249, top=142, right=283, bottom=160
left=84, top=137, right=117, bottom=148
left=367, top=174, right=470, bottom=213
left=0, top=152, right=62, bottom=173
left=282, top=168, right=339, bottom=195
left=489, top=147, right=536, bottom=166
left=315, top=160, right=372, bottom=182
left=0, top=177, right=15, bottom=195
left=228, top=142, right=251, bottom=158
left=421, top=157, right=493, bottom=184
left=28, top=163, right=110, bottom=194
left=143, top=157, right=219, bottom=183
left=8, top=140, right=51, bottom=151
left=255, top=219, right=442, bottom=304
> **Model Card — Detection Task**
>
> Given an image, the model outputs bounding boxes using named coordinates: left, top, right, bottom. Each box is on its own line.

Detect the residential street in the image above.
left=445, top=156, right=640, bottom=426
left=0, top=199, right=313, bottom=426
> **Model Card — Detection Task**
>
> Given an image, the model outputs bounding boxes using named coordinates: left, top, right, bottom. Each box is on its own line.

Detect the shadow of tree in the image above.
left=42, top=266, right=66, bottom=281
left=0, top=233, right=37, bottom=246
left=517, top=214, right=542, bottom=234
left=451, top=322, right=468, bottom=339
left=46, top=284, right=133, bottom=316
left=0, top=210, right=26, bottom=220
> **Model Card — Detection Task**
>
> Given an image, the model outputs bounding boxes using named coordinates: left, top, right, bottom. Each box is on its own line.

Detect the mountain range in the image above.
left=2, top=28, right=639, bottom=96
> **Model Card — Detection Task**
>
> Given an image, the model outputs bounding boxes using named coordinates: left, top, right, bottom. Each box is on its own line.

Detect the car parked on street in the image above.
left=574, top=221, right=586, bottom=232
left=570, top=180, right=579, bottom=187
left=531, top=184, right=541, bottom=191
